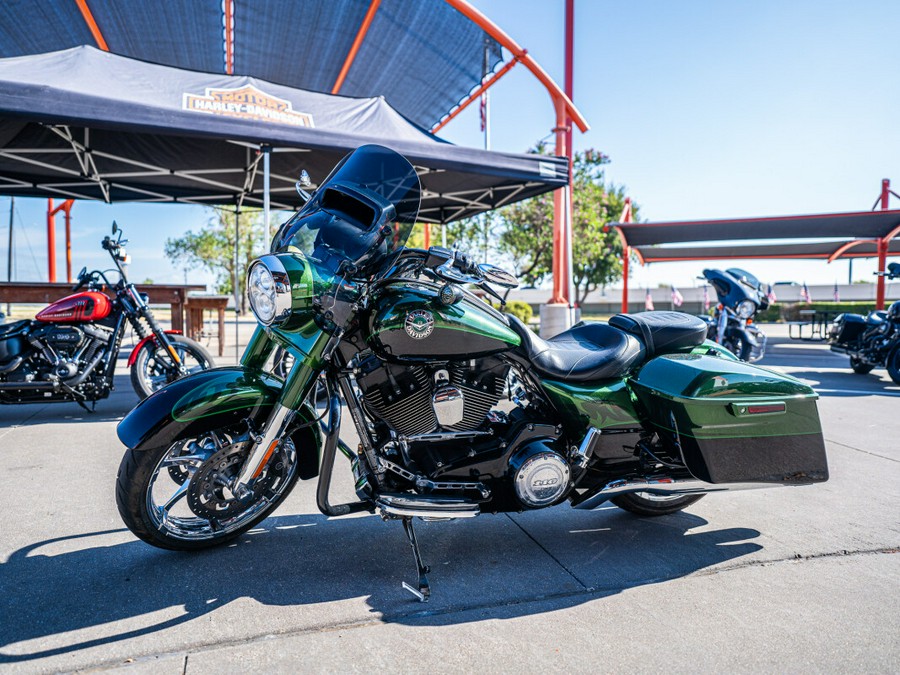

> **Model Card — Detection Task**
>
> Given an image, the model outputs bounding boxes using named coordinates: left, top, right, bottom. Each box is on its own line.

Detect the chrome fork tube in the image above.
left=233, top=403, right=294, bottom=495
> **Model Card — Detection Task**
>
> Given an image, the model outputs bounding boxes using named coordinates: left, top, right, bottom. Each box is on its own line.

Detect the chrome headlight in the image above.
left=736, top=300, right=756, bottom=319
left=247, top=255, right=291, bottom=325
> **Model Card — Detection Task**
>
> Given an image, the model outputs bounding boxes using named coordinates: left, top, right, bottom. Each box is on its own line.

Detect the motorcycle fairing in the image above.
left=630, top=354, right=828, bottom=484
left=117, top=367, right=321, bottom=479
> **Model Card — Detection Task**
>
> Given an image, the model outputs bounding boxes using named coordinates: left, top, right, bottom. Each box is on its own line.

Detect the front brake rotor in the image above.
left=186, top=442, right=281, bottom=521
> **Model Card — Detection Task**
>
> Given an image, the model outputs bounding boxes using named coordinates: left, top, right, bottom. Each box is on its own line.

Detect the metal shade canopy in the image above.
left=617, top=209, right=900, bottom=247
left=0, top=47, right=567, bottom=222
left=0, top=0, right=503, bottom=131
left=634, top=239, right=900, bottom=264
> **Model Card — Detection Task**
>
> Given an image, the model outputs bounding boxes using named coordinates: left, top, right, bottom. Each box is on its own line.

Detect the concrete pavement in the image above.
left=0, top=325, right=897, bottom=673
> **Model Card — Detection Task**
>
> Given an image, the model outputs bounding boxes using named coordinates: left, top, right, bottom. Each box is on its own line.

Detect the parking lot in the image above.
left=1, top=324, right=898, bottom=673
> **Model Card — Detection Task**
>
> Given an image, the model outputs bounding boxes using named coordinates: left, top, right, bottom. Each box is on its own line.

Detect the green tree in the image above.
left=164, top=207, right=265, bottom=312
left=493, top=148, right=636, bottom=304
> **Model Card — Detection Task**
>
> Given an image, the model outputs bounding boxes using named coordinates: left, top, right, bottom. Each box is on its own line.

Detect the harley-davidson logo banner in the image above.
left=182, top=84, right=315, bottom=127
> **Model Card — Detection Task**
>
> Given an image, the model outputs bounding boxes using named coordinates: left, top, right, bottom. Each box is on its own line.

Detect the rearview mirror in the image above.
left=478, top=263, right=519, bottom=289
left=112, top=221, right=118, bottom=235
left=296, top=170, right=313, bottom=203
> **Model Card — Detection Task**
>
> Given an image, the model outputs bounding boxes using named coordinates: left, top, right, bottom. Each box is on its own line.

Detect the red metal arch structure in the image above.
left=52, top=0, right=590, bottom=305
left=615, top=179, right=900, bottom=311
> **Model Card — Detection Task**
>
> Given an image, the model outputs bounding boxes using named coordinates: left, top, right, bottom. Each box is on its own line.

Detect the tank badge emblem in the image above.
left=404, top=310, right=434, bottom=339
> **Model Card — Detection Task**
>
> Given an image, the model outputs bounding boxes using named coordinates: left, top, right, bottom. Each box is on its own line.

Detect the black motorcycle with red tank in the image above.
left=0, top=223, right=214, bottom=408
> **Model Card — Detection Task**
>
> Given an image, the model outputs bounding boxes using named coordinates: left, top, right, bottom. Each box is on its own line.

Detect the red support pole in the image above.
left=622, top=246, right=630, bottom=313
left=876, top=178, right=890, bottom=310
left=63, top=200, right=74, bottom=283
left=549, top=97, right=568, bottom=304
left=46, top=199, right=57, bottom=283
left=564, top=0, right=575, bottom=310
left=423, top=223, right=431, bottom=250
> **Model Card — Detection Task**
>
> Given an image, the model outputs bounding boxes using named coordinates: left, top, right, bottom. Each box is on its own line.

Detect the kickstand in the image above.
left=401, top=517, right=431, bottom=602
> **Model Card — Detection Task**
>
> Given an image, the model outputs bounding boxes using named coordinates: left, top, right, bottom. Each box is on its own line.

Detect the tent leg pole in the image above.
left=263, top=146, right=271, bottom=251
left=235, top=206, right=241, bottom=363
left=622, top=246, right=629, bottom=313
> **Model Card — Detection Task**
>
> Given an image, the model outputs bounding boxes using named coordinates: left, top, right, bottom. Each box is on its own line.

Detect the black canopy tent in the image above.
left=0, top=47, right=567, bottom=222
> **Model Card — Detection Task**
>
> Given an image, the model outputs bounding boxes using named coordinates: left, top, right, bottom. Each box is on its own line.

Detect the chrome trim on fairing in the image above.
left=573, top=476, right=770, bottom=510
left=376, top=493, right=480, bottom=519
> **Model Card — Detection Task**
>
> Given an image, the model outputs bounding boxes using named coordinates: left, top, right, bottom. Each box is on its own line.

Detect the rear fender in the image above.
left=116, top=367, right=322, bottom=479
left=126, top=330, right=182, bottom=367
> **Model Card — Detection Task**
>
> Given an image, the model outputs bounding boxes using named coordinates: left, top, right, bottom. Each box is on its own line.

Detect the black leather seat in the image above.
left=0, top=320, right=28, bottom=337
left=608, top=311, right=708, bottom=357
left=508, top=315, right=645, bottom=381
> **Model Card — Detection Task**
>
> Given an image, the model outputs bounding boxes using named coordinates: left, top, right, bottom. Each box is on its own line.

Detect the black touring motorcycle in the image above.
left=699, top=268, right=769, bottom=362
left=829, top=262, right=900, bottom=383
left=115, top=146, right=828, bottom=600
left=0, top=223, right=213, bottom=409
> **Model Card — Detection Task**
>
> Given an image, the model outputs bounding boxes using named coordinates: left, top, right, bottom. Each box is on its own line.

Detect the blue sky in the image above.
left=2, top=0, right=898, bottom=291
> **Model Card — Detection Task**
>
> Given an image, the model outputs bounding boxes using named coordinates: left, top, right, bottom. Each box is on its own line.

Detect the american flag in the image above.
left=671, top=285, right=684, bottom=307
left=703, top=285, right=710, bottom=312
left=833, top=281, right=840, bottom=302
left=645, top=288, right=655, bottom=311
left=766, top=283, right=777, bottom=303
left=800, top=282, right=811, bottom=303
left=479, top=90, right=487, bottom=132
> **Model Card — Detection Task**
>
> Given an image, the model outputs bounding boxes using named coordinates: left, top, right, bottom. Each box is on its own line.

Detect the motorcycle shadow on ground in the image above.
left=0, top=507, right=761, bottom=663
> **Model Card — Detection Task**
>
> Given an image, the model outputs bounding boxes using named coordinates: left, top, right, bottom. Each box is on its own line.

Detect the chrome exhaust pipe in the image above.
left=376, top=493, right=479, bottom=520
left=572, top=476, right=769, bottom=510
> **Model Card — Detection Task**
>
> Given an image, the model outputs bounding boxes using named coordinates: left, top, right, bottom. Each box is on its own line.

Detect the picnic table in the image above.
left=789, top=309, right=840, bottom=340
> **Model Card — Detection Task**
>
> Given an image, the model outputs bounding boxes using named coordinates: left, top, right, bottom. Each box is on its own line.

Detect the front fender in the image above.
left=116, top=367, right=322, bottom=478
left=126, top=330, right=182, bottom=367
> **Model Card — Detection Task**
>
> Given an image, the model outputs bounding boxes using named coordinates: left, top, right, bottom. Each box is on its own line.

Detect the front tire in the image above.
left=611, top=492, right=704, bottom=517
left=850, top=356, right=875, bottom=375
left=115, top=428, right=300, bottom=550
left=886, top=348, right=900, bottom=385
left=722, top=331, right=752, bottom=362
left=130, top=335, right=214, bottom=399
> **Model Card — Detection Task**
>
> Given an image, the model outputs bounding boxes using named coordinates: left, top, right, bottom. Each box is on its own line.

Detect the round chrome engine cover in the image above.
left=513, top=451, right=570, bottom=508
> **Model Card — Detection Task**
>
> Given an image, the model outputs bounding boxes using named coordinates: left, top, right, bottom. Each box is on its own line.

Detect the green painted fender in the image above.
left=116, top=367, right=322, bottom=479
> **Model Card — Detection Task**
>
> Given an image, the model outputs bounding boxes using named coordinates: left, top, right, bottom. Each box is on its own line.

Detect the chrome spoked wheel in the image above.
left=117, top=429, right=300, bottom=550
left=130, top=335, right=214, bottom=399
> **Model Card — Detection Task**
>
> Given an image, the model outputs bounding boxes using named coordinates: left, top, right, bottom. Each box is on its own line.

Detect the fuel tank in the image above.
left=367, top=281, right=520, bottom=362
left=35, top=291, right=112, bottom=323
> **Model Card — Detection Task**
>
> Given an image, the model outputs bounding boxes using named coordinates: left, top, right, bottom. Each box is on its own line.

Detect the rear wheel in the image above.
left=850, top=356, right=875, bottom=375
left=130, top=334, right=214, bottom=399
left=115, top=427, right=300, bottom=550
left=611, top=492, right=704, bottom=517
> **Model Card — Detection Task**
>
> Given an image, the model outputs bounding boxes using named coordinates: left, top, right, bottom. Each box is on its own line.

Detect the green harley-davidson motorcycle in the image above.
left=116, top=145, right=828, bottom=601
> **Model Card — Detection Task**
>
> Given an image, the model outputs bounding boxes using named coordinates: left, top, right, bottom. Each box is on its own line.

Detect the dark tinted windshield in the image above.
left=271, top=145, right=421, bottom=275
left=727, top=268, right=762, bottom=289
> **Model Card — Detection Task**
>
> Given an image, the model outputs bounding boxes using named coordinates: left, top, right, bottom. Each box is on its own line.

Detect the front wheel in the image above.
left=130, top=334, right=214, bottom=399
left=115, top=427, right=300, bottom=550
left=611, top=492, right=705, bottom=517
left=886, top=348, right=900, bottom=385
left=722, top=331, right=752, bottom=362
left=850, top=356, right=875, bottom=375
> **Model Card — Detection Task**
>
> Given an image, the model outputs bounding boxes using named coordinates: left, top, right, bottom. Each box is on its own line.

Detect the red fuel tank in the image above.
left=35, top=291, right=112, bottom=323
